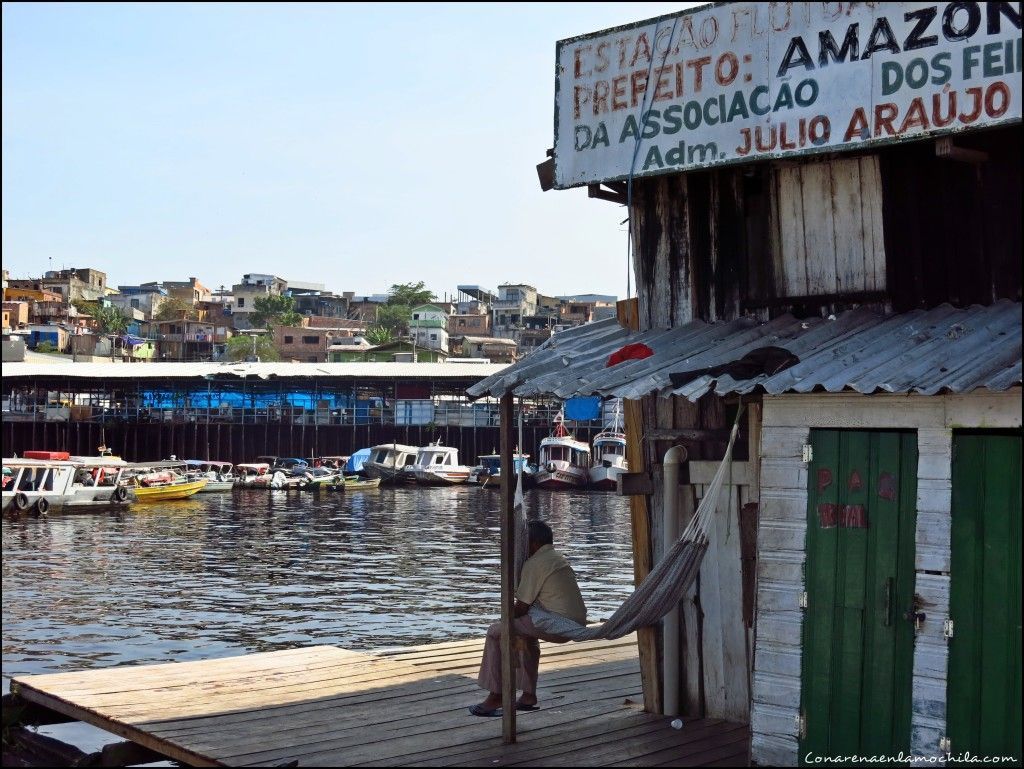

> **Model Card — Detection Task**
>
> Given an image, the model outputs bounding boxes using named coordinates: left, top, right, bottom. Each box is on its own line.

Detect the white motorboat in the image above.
left=471, top=453, right=533, bottom=488
left=411, top=442, right=473, bottom=486
left=185, top=460, right=236, bottom=492
left=68, top=455, right=136, bottom=506
left=534, top=416, right=591, bottom=490
left=235, top=463, right=288, bottom=489
left=588, top=404, right=629, bottom=491
left=588, top=431, right=628, bottom=490
left=363, top=443, right=419, bottom=484
left=3, top=458, right=78, bottom=515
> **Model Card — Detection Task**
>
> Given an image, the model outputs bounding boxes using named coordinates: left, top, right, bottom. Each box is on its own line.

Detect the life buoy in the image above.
left=34, top=497, right=50, bottom=515
left=545, top=461, right=557, bottom=473
left=14, top=492, right=31, bottom=511
left=113, top=486, right=129, bottom=503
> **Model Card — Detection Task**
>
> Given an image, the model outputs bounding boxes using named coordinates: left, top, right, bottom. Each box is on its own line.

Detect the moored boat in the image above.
left=411, top=442, right=473, bottom=486
left=185, top=460, right=235, bottom=492
left=473, top=453, right=533, bottom=489
left=2, top=459, right=77, bottom=515
left=363, top=443, right=419, bottom=484
left=588, top=403, right=628, bottom=491
left=235, top=463, right=287, bottom=489
left=328, top=475, right=382, bottom=491
left=128, top=464, right=207, bottom=502
left=68, top=455, right=136, bottom=507
left=588, top=431, right=628, bottom=490
left=534, top=416, right=591, bottom=490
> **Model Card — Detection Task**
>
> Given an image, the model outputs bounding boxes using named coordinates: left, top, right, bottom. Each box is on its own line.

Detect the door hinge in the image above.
left=799, top=591, right=808, bottom=609
left=801, top=444, right=814, bottom=463
left=796, top=712, right=807, bottom=739
left=943, top=618, right=954, bottom=640
left=939, top=736, right=952, bottom=753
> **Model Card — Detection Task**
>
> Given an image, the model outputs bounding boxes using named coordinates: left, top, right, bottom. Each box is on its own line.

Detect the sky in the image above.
left=2, top=2, right=702, bottom=301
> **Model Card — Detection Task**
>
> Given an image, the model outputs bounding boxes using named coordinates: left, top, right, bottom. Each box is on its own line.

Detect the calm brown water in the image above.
left=2, top=486, right=634, bottom=681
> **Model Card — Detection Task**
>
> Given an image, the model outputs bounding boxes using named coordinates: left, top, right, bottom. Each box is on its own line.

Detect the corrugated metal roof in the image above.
left=468, top=301, right=1021, bottom=401
left=2, top=361, right=509, bottom=380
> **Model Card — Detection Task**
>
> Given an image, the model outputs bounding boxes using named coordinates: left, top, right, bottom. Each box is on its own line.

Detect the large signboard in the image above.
left=554, top=2, right=1022, bottom=188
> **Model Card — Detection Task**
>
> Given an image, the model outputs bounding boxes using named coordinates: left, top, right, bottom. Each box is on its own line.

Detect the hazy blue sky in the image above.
left=3, top=2, right=699, bottom=300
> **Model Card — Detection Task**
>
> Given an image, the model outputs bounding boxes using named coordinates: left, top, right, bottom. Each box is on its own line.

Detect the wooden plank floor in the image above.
left=10, top=636, right=749, bottom=767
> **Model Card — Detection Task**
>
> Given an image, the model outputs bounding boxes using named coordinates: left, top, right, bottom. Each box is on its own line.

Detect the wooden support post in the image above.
left=617, top=297, right=662, bottom=714
left=498, top=392, right=517, bottom=743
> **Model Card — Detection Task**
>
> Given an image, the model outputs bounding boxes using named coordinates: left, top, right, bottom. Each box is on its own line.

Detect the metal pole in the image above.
left=498, top=392, right=517, bottom=743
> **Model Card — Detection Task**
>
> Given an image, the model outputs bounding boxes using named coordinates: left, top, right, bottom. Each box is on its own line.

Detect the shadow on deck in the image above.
left=7, top=636, right=749, bottom=767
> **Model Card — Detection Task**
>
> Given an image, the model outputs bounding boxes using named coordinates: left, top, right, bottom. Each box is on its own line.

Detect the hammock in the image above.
left=514, top=409, right=742, bottom=642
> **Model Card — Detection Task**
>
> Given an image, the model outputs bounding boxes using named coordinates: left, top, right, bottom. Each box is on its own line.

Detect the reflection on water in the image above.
left=2, top=487, right=634, bottom=679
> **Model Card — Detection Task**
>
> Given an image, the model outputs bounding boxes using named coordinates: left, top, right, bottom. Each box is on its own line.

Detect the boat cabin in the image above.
left=538, top=438, right=590, bottom=468
left=479, top=454, right=530, bottom=474
left=415, top=444, right=460, bottom=468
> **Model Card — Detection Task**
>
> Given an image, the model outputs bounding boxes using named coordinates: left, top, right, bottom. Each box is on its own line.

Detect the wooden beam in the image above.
left=498, top=392, right=517, bottom=743
left=645, top=428, right=736, bottom=443
left=1, top=693, right=76, bottom=726
left=2, top=727, right=87, bottom=767
left=588, top=183, right=629, bottom=205
left=618, top=297, right=662, bottom=714
left=935, top=136, right=989, bottom=163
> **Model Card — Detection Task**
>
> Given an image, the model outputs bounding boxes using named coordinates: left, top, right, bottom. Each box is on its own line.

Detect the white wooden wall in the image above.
left=750, top=391, right=1022, bottom=766
left=688, top=461, right=757, bottom=722
left=770, top=156, right=886, bottom=297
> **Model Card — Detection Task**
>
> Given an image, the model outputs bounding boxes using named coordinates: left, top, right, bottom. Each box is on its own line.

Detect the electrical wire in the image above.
left=625, top=15, right=680, bottom=302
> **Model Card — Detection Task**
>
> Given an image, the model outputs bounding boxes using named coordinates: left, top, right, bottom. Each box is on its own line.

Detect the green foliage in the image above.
left=77, top=303, right=128, bottom=334
left=225, top=334, right=280, bottom=362
left=364, top=326, right=393, bottom=346
left=154, top=297, right=198, bottom=321
left=251, top=294, right=302, bottom=330
left=387, top=281, right=435, bottom=307
left=35, top=341, right=58, bottom=353
left=375, top=304, right=411, bottom=338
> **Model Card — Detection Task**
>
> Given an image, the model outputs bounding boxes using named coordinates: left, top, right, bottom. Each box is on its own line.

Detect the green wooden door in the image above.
left=949, top=433, right=1022, bottom=764
left=800, top=430, right=917, bottom=763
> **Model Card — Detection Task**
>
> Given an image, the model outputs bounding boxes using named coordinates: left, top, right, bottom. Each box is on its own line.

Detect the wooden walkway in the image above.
left=9, top=636, right=749, bottom=767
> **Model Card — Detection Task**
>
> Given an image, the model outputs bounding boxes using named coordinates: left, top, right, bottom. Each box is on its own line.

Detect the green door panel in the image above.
left=800, top=430, right=917, bottom=764
left=949, top=434, right=1022, bottom=765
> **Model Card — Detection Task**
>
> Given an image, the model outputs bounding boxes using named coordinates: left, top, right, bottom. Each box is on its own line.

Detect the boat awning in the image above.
left=467, top=301, right=1022, bottom=401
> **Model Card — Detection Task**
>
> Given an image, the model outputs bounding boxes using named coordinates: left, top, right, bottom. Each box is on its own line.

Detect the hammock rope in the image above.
left=516, top=405, right=744, bottom=642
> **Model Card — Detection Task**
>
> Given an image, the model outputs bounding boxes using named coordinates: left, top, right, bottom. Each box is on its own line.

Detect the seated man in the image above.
left=469, top=519, right=587, bottom=716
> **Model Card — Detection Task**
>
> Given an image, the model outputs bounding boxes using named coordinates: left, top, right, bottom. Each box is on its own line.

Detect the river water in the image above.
left=2, top=487, right=634, bottom=682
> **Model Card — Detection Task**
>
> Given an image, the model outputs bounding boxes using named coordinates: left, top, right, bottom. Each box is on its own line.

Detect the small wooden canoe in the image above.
left=329, top=476, right=381, bottom=491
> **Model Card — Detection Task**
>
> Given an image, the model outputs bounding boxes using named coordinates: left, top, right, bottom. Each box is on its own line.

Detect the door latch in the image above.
left=903, top=595, right=926, bottom=632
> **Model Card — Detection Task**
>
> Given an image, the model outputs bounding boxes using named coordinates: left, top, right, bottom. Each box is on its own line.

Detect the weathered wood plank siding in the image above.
left=880, top=127, right=1022, bottom=311
left=751, top=392, right=1021, bottom=766
left=630, top=125, right=1020, bottom=326
left=770, top=157, right=887, bottom=299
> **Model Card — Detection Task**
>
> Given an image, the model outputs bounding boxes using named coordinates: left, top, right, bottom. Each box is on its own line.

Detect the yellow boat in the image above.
left=132, top=477, right=208, bottom=502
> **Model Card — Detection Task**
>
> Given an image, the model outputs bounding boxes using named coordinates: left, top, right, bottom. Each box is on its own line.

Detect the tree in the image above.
left=387, top=281, right=435, bottom=307
left=225, top=334, right=280, bottom=362
left=364, top=326, right=393, bottom=346
left=74, top=301, right=128, bottom=334
left=154, top=297, right=198, bottom=321
left=250, top=294, right=302, bottom=330
left=375, top=304, right=412, bottom=338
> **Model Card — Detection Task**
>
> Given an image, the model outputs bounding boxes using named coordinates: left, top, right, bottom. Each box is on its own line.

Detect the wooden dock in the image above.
left=7, top=635, right=749, bottom=767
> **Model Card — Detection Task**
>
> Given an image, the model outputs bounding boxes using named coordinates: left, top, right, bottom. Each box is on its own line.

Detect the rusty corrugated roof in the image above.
left=467, top=301, right=1021, bottom=401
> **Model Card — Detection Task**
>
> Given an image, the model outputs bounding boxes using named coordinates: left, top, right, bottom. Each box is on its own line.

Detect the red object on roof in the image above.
left=606, top=343, right=654, bottom=367
left=24, top=451, right=70, bottom=460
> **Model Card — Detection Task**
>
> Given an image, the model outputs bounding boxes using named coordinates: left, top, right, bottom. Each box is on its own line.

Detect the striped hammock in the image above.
left=514, top=412, right=742, bottom=642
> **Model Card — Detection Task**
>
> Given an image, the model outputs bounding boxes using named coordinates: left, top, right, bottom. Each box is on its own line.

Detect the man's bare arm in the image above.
left=514, top=599, right=530, bottom=618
